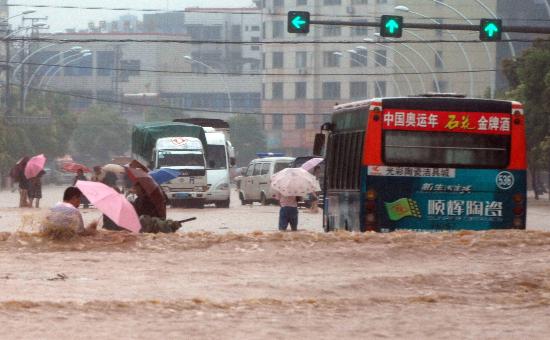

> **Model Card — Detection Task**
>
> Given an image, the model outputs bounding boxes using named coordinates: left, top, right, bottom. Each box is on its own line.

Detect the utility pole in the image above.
left=5, top=27, right=10, bottom=116
left=19, top=16, right=47, bottom=114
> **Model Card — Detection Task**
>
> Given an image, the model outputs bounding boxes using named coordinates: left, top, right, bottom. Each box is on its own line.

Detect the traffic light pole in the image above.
left=309, top=20, right=550, bottom=34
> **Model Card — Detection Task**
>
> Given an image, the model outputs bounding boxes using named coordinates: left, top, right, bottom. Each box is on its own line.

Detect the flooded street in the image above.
left=0, top=186, right=549, bottom=339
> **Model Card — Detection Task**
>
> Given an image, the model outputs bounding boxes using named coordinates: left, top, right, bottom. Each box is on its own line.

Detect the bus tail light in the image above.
left=512, top=206, right=524, bottom=216
left=512, top=191, right=525, bottom=229
left=365, top=189, right=378, bottom=231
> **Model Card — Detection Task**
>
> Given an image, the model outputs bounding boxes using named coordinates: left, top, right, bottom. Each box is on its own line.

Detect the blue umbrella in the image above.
left=148, top=168, right=180, bottom=185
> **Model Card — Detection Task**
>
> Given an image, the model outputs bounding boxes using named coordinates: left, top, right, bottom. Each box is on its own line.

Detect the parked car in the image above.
left=239, top=157, right=295, bottom=205
left=289, top=156, right=325, bottom=209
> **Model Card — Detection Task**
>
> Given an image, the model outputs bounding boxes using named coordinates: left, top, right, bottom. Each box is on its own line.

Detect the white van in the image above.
left=204, top=128, right=235, bottom=208
left=239, top=157, right=295, bottom=205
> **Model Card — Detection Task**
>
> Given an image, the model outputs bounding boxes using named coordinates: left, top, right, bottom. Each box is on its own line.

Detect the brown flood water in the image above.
left=0, top=229, right=549, bottom=339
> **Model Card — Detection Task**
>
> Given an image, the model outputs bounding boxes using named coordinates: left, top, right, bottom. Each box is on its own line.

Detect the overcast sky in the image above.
left=8, top=0, right=255, bottom=32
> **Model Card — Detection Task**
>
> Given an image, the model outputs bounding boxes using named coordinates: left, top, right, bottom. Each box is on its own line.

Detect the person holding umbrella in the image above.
left=28, top=170, right=45, bottom=208
left=271, top=167, right=321, bottom=232
left=42, top=187, right=98, bottom=236
left=10, top=156, right=31, bottom=207
left=73, top=169, right=90, bottom=208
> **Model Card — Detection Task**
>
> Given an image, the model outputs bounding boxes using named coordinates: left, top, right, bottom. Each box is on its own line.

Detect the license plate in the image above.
left=175, top=193, right=190, bottom=199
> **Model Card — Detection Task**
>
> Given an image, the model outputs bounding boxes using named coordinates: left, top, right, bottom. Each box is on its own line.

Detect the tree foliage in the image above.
left=0, top=93, right=77, bottom=174
left=228, top=115, right=266, bottom=166
left=70, top=105, right=131, bottom=165
left=504, top=40, right=550, bottom=150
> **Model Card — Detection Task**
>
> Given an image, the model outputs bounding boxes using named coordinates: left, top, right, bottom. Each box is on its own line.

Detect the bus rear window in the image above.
left=383, top=131, right=510, bottom=168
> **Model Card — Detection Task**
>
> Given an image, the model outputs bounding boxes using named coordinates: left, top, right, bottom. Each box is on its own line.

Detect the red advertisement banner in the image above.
left=382, top=109, right=512, bottom=134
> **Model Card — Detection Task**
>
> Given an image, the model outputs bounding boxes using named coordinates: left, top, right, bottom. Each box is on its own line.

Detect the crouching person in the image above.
left=41, top=187, right=97, bottom=237
left=132, top=182, right=182, bottom=234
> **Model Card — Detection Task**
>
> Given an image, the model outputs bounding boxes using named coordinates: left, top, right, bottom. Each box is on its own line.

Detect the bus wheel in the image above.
left=216, top=199, right=230, bottom=208
left=239, top=192, right=248, bottom=205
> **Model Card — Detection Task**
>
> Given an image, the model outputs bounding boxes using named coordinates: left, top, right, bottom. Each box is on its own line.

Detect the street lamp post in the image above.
left=347, top=49, right=404, bottom=96
left=364, top=37, right=427, bottom=93
left=355, top=46, right=414, bottom=95
left=183, top=55, right=233, bottom=114
left=40, top=51, right=92, bottom=88
left=395, top=5, right=475, bottom=97
left=333, top=51, right=386, bottom=97
left=374, top=33, right=441, bottom=93
left=22, top=46, right=83, bottom=110
left=423, top=0, right=494, bottom=97
left=11, top=41, right=62, bottom=80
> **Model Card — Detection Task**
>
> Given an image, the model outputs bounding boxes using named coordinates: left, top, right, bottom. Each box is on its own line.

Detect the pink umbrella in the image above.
left=24, top=154, right=47, bottom=179
left=75, top=180, right=141, bottom=233
left=301, top=157, right=324, bottom=172
left=271, top=167, right=321, bottom=197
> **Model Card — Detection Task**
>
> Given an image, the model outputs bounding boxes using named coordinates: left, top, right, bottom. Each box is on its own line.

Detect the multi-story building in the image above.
left=143, top=7, right=263, bottom=114
left=258, top=0, right=400, bottom=155
left=259, top=0, right=500, bottom=155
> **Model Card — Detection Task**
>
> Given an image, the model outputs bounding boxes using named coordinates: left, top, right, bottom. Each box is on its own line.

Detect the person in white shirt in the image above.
left=42, top=187, right=97, bottom=235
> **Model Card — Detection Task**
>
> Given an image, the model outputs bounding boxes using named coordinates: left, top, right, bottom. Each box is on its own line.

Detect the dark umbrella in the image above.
left=126, top=159, right=150, bottom=172
left=126, top=167, right=166, bottom=219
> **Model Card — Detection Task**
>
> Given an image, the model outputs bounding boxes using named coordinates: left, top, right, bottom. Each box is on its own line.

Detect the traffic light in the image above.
left=380, top=15, right=403, bottom=38
left=480, top=18, right=502, bottom=41
left=287, top=11, right=310, bottom=34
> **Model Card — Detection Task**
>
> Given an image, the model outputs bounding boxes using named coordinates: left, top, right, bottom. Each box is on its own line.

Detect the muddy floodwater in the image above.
left=0, top=229, right=549, bottom=339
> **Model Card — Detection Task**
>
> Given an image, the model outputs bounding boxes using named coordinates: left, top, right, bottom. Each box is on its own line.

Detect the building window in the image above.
left=272, top=114, right=283, bottom=129
left=96, top=51, right=114, bottom=76
left=350, top=81, right=368, bottom=100
left=295, top=113, right=306, bottom=129
left=375, top=49, right=387, bottom=67
left=274, top=0, right=284, bottom=7
left=324, top=0, right=341, bottom=4
left=433, top=80, right=448, bottom=92
left=251, top=45, right=260, bottom=51
left=350, top=49, right=368, bottom=67
left=296, top=51, right=307, bottom=68
left=351, top=20, right=369, bottom=36
left=251, top=25, right=260, bottom=31
left=435, top=50, right=444, bottom=69
left=374, top=81, right=386, bottom=97
left=323, top=51, right=340, bottom=67
left=323, top=82, right=341, bottom=100
left=272, top=82, right=283, bottom=99
left=273, top=21, right=284, bottom=38
left=435, top=18, right=443, bottom=37
left=376, top=0, right=387, bottom=3
left=352, top=0, right=368, bottom=4
left=295, top=82, right=307, bottom=99
left=323, top=26, right=341, bottom=37
left=297, top=0, right=308, bottom=5
left=272, top=52, right=284, bottom=68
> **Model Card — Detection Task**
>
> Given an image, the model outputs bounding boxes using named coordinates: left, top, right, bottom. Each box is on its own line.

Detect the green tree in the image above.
left=70, top=105, right=131, bottom=165
left=503, top=39, right=550, bottom=199
left=228, top=115, right=266, bottom=166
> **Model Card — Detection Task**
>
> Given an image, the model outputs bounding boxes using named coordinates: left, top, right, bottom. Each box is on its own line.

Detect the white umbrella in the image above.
left=301, top=157, right=323, bottom=172
left=271, top=167, right=321, bottom=197
left=102, top=163, right=125, bottom=174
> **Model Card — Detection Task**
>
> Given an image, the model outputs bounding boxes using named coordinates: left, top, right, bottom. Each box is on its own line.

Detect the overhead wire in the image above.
left=2, top=37, right=545, bottom=44
left=1, top=59, right=502, bottom=77
left=4, top=3, right=550, bottom=22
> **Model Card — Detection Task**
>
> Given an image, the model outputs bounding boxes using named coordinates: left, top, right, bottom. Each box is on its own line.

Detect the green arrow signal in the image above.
left=292, top=16, right=306, bottom=30
left=385, top=19, right=399, bottom=34
left=484, top=22, right=499, bottom=37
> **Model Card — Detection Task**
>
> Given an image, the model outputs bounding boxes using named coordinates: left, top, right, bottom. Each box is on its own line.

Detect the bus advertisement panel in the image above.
left=321, top=96, right=526, bottom=232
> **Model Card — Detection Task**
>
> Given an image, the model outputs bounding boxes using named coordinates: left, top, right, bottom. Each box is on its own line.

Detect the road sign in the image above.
left=380, top=15, right=403, bottom=38
left=287, top=11, right=310, bottom=34
left=480, top=18, right=502, bottom=41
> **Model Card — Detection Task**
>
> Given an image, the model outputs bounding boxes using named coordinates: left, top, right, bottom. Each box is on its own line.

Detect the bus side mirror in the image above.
left=313, top=134, right=325, bottom=156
